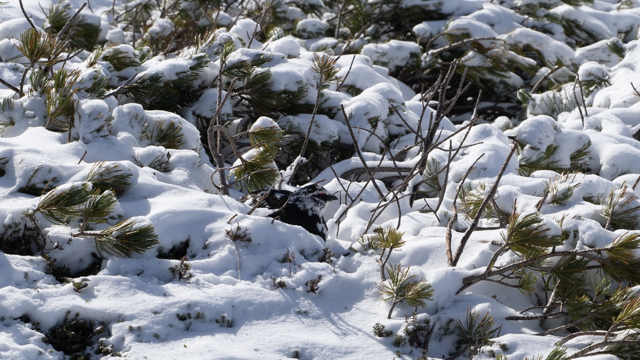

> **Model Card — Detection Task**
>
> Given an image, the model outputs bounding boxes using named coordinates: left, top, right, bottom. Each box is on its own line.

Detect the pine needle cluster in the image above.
left=600, top=184, right=640, bottom=230
left=230, top=122, right=283, bottom=192
left=376, top=263, right=434, bottom=319
left=22, top=180, right=158, bottom=257
left=454, top=308, right=501, bottom=358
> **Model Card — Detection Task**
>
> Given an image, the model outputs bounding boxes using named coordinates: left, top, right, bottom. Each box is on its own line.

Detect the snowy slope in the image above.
left=0, top=0, right=640, bottom=359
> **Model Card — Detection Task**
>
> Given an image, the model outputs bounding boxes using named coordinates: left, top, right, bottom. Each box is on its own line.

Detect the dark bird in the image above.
left=240, top=184, right=338, bottom=241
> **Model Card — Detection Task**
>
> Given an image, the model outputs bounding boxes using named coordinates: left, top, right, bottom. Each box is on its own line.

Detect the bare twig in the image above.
left=531, top=66, right=561, bottom=94
left=535, top=190, right=549, bottom=212
left=446, top=154, right=485, bottom=266
left=57, top=3, right=88, bottom=43
left=0, top=78, right=20, bottom=94
left=450, top=142, right=518, bottom=267
left=208, top=66, right=238, bottom=195
left=336, top=55, right=356, bottom=92
left=247, top=0, right=274, bottom=48
left=334, top=0, right=347, bottom=39
left=77, top=150, right=87, bottom=164
left=633, top=175, right=640, bottom=190
left=631, top=82, right=640, bottom=98
left=341, top=104, right=385, bottom=199
left=19, top=0, right=37, bottom=30
left=429, top=37, right=502, bottom=57
left=573, top=78, right=585, bottom=127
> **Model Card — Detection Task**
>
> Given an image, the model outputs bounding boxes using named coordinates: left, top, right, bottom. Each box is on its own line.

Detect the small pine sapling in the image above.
left=215, top=314, right=233, bottom=327
left=225, top=222, right=252, bottom=280
left=143, top=119, right=186, bottom=149
left=600, top=183, right=640, bottom=230
left=544, top=174, right=580, bottom=206
left=458, top=182, right=504, bottom=224
left=86, top=162, right=133, bottom=196
left=453, top=308, right=501, bottom=359
left=74, top=219, right=159, bottom=257
left=373, top=322, right=393, bottom=337
left=42, top=311, right=97, bottom=360
left=132, top=152, right=171, bottom=173
left=361, top=227, right=405, bottom=281
left=318, top=248, right=335, bottom=264
left=306, top=275, right=323, bottom=293
left=392, top=334, right=407, bottom=347
left=403, top=314, right=435, bottom=351
left=169, top=256, right=193, bottom=282
left=228, top=120, right=283, bottom=192
left=375, top=264, right=434, bottom=319
left=419, top=158, right=443, bottom=198
left=64, top=277, right=90, bottom=293
left=18, top=165, right=60, bottom=196
left=281, top=248, right=295, bottom=277
left=271, top=276, right=287, bottom=289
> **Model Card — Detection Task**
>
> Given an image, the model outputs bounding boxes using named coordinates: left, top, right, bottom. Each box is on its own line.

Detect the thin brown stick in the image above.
left=446, top=154, right=485, bottom=266
left=288, top=54, right=329, bottom=184
left=57, top=3, right=88, bottom=43
left=77, top=150, right=87, bottom=164
left=336, top=55, right=356, bottom=92
left=536, top=313, right=598, bottom=336
left=429, top=37, right=502, bottom=57
left=566, top=339, right=640, bottom=359
left=208, top=68, right=238, bottom=195
left=573, top=78, right=585, bottom=127
left=450, top=142, right=518, bottom=267
left=19, top=0, right=37, bottom=30
left=0, top=78, right=20, bottom=94
left=247, top=0, right=274, bottom=49
left=341, top=104, right=385, bottom=199
left=631, top=82, right=640, bottom=98
left=334, top=0, right=346, bottom=39
left=531, top=66, right=561, bottom=94
left=535, top=190, right=549, bottom=212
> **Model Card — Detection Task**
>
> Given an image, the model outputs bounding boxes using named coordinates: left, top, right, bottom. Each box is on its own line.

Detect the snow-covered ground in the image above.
left=0, top=0, right=640, bottom=359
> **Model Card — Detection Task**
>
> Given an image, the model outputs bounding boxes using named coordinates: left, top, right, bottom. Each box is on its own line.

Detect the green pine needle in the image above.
left=86, top=162, right=133, bottom=196
left=458, top=182, right=501, bottom=222
left=503, top=212, right=563, bottom=258
left=81, top=190, right=117, bottom=225
left=145, top=119, right=186, bottom=149
left=603, top=233, right=640, bottom=283
left=230, top=150, right=279, bottom=192
left=376, top=263, right=434, bottom=318
left=419, top=158, right=442, bottom=198
left=37, top=182, right=93, bottom=224
left=249, top=124, right=283, bottom=156
left=545, top=176, right=580, bottom=206
left=101, top=47, right=142, bottom=71
left=372, top=227, right=406, bottom=250
left=17, top=28, right=58, bottom=65
left=545, top=347, right=568, bottom=360
left=94, top=219, right=159, bottom=257
left=601, top=185, right=640, bottom=230
left=454, top=308, right=501, bottom=348
left=518, top=144, right=560, bottom=176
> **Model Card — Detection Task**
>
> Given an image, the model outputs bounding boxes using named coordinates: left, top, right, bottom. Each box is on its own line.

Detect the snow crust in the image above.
left=1, top=0, right=640, bottom=359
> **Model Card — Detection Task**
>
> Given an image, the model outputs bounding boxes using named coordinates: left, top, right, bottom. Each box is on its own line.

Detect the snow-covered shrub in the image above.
left=2, top=0, right=640, bottom=359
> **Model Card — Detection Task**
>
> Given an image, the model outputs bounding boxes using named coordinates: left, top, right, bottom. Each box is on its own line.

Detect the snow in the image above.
left=1, top=0, right=640, bottom=359
left=361, top=40, right=421, bottom=72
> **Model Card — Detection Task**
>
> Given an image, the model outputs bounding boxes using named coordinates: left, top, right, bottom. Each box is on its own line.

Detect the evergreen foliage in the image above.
left=1, top=0, right=640, bottom=358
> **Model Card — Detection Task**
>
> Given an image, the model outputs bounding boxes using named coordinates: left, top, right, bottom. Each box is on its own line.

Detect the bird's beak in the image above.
left=316, top=192, right=338, bottom=202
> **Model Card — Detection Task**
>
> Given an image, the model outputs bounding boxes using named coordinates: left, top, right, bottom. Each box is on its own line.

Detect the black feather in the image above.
left=240, top=184, right=338, bottom=240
